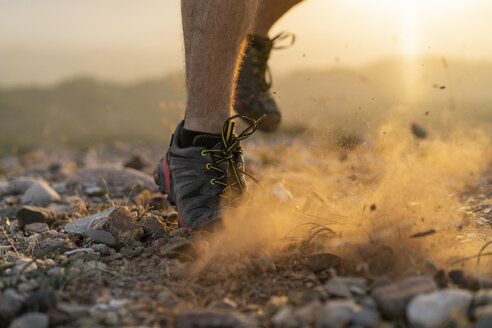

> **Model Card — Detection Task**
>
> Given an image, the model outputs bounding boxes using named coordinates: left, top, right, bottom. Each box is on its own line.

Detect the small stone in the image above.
left=0, top=206, right=20, bottom=220
left=307, top=253, right=341, bottom=273
left=472, top=289, right=492, bottom=308
left=8, top=219, right=19, bottom=234
left=294, top=301, right=323, bottom=327
left=256, top=254, right=276, bottom=272
left=25, top=222, right=49, bottom=233
left=27, top=231, right=75, bottom=258
left=21, top=181, right=60, bottom=206
left=2, top=289, right=25, bottom=315
left=209, top=298, right=237, bottom=310
left=371, top=275, right=437, bottom=319
left=16, top=206, right=53, bottom=225
left=474, top=304, right=492, bottom=321
left=119, top=247, right=134, bottom=257
left=124, top=154, right=146, bottom=170
left=87, top=229, right=117, bottom=247
left=134, top=246, right=145, bottom=256
left=8, top=177, right=46, bottom=194
left=24, top=289, right=57, bottom=312
left=8, top=312, right=48, bottom=328
left=351, top=306, right=380, bottom=328
left=140, top=214, right=167, bottom=239
left=176, top=310, right=256, bottom=328
left=449, top=269, right=466, bottom=287
left=326, top=277, right=366, bottom=299
left=5, top=251, right=19, bottom=262
left=104, top=311, right=120, bottom=326
left=157, top=290, right=179, bottom=307
left=407, top=289, right=472, bottom=328
left=57, top=302, right=90, bottom=318
left=272, top=306, right=295, bottom=327
left=326, top=279, right=352, bottom=299
left=17, top=282, right=37, bottom=293
left=144, top=195, right=169, bottom=211
left=316, top=299, right=358, bottom=328
left=411, top=123, right=427, bottom=139
left=92, top=243, right=112, bottom=255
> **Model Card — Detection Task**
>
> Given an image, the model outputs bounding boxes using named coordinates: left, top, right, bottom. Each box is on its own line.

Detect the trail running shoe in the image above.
left=154, top=115, right=264, bottom=230
left=235, top=33, right=294, bottom=133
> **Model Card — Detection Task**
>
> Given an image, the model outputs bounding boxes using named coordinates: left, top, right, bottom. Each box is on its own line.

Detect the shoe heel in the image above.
left=154, top=157, right=176, bottom=206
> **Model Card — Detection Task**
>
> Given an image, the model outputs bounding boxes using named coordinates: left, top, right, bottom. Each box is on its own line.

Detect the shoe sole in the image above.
left=154, top=155, right=189, bottom=228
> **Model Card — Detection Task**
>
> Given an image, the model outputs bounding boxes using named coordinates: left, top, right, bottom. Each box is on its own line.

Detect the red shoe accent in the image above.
left=176, top=200, right=189, bottom=228
left=161, top=158, right=171, bottom=195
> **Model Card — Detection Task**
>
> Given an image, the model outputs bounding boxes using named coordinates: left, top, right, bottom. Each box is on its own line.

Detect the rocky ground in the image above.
left=0, top=139, right=491, bottom=328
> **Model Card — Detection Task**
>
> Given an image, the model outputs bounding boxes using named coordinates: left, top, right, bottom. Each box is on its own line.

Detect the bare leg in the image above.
left=182, top=0, right=258, bottom=134
left=253, top=0, right=304, bottom=37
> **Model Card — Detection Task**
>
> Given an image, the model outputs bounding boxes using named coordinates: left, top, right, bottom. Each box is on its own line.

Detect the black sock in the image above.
left=179, top=127, right=221, bottom=149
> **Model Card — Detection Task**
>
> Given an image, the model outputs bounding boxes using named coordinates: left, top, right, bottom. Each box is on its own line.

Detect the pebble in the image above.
left=8, top=177, right=46, bottom=194
left=256, top=253, right=276, bottom=272
left=8, top=312, right=49, bottom=328
left=2, top=289, right=25, bottom=315
left=25, top=222, right=49, bottom=233
left=24, top=289, right=57, bottom=312
left=8, top=219, right=19, bottom=234
left=104, top=311, right=120, bottom=326
left=157, top=290, right=179, bottom=307
left=21, top=181, right=60, bottom=206
left=407, top=289, right=472, bottom=328
left=326, top=277, right=366, bottom=299
left=371, top=275, right=437, bottom=319
left=306, top=253, right=341, bottom=272
left=472, top=289, right=492, bottom=308
left=27, top=231, right=75, bottom=258
left=92, top=243, right=112, bottom=255
left=316, top=299, right=358, bottom=328
left=176, top=310, right=257, bottom=328
left=16, top=205, right=53, bottom=225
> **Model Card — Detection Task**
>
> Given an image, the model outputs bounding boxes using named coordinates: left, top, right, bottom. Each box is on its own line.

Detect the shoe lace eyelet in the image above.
left=201, top=150, right=207, bottom=156
left=210, top=179, right=216, bottom=185
left=205, top=163, right=212, bottom=170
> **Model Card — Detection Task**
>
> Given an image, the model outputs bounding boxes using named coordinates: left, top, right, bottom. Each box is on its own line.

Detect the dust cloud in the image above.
left=192, top=112, right=492, bottom=280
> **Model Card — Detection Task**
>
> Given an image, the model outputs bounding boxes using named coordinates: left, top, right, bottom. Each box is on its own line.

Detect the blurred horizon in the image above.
left=2, top=0, right=492, bottom=87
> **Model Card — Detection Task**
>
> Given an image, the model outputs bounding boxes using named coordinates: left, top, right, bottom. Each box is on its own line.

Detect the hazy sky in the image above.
left=1, top=0, right=492, bottom=86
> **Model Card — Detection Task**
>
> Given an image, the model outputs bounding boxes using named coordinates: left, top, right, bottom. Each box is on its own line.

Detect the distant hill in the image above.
left=0, top=57, right=491, bottom=155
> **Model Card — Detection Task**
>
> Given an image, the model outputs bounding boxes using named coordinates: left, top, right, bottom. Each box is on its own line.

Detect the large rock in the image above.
left=8, top=312, right=49, bottom=328
left=65, top=207, right=143, bottom=248
left=407, top=289, right=472, bottom=328
left=16, top=206, right=53, bottom=225
left=64, top=166, right=156, bottom=194
left=371, top=275, right=437, bottom=319
left=21, top=181, right=60, bottom=206
left=27, top=231, right=75, bottom=258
